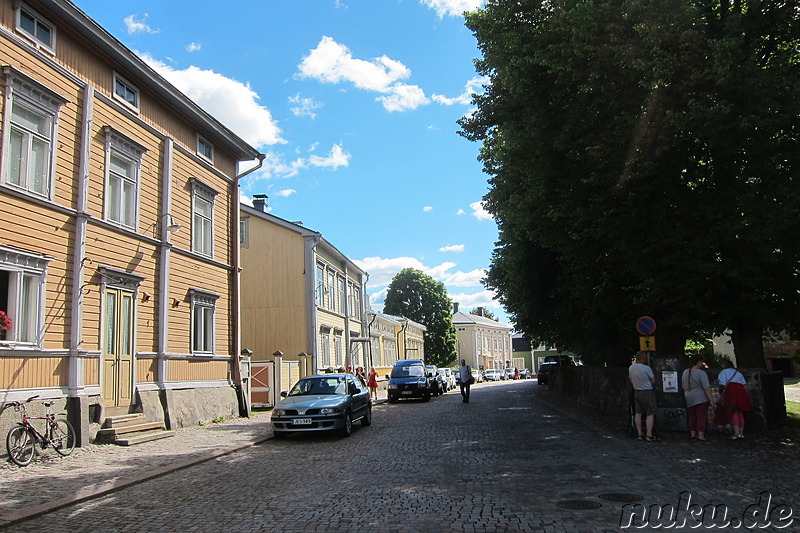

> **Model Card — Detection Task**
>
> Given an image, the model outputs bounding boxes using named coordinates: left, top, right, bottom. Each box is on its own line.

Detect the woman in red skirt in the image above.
left=718, top=360, right=752, bottom=440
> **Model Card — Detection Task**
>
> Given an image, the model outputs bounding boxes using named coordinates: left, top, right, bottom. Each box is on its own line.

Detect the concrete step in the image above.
left=97, top=421, right=165, bottom=437
left=113, top=430, right=175, bottom=446
left=103, top=413, right=146, bottom=428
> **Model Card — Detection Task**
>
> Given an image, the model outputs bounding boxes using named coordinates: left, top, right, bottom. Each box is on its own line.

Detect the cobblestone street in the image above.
left=2, top=380, right=798, bottom=532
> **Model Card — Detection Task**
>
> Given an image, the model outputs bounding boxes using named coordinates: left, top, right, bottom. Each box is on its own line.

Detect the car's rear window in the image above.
left=391, top=365, right=425, bottom=378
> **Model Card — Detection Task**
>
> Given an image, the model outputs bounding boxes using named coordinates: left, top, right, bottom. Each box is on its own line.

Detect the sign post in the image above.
left=636, top=316, right=657, bottom=353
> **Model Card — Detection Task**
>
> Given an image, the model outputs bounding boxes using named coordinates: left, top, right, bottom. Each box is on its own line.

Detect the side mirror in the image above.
left=280, top=391, right=288, bottom=398
left=348, top=384, right=359, bottom=395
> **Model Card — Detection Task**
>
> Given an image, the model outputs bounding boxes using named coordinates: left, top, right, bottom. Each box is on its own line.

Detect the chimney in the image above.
left=453, top=302, right=459, bottom=314
left=252, top=194, right=269, bottom=212
left=476, top=307, right=484, bottom=317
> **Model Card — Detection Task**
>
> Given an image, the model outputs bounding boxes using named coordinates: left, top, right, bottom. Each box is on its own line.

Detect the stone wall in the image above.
left=548, top=366, right=785, bottom=433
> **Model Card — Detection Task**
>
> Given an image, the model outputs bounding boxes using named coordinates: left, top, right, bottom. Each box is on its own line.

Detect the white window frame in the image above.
left=113, top=72, right=140, bottom=112
left=316, top=264, right=325, bottom=306
left=240, top=216, right=249, bottom=248
left=190, top=289, right=218, bottom=355
left=320, top=329, right=331, bottom=368
left=0, top=245, right=51, bottom=347
left=197, top=134, right=214, bottom=164
left=191, top=178, right=218, bottom=258
left=1, top=67, right=66, bottom=200
left=103, top=127, right=146, bottom=230
left=15, top=3, right=56, bottom=53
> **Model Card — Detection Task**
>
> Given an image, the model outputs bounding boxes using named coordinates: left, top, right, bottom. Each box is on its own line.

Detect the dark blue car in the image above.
left=387, top=359, right=431, bottom=402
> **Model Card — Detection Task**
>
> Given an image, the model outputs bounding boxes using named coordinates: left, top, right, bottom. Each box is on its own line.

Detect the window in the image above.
left=334, top=334, right=342, bottom=367
left=191, top=180, right=217, bottom=257
left=316, top=265, right=325, bottom=306
left=103, top=128, right=145, bottom=229
left=326, top=271, right=335, bottom=310
left=2, top=68, right=66, bottom=198
left=320, top=329, right=331, bottom=368
left=349, top=283, right=361, bottom=318
left=16, top=4, right=55, bottom=52
left=113, top=73, right=139, bottom=110
left=337, top=277, right=345, bottom=314
left=190, top=289, right=218, bottom=354
left=240, top=217, right=249, bottom=248
left=197, top=135, right=214, bottom=163
left=0, top=245, right=51, bottom=346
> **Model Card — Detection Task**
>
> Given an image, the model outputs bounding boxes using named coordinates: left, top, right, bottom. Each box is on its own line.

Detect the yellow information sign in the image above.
left=639, top=336, right=656, bottom=352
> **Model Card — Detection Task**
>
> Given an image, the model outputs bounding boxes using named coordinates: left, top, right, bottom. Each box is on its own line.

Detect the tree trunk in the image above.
left=730, top=318, right=767, bottom=368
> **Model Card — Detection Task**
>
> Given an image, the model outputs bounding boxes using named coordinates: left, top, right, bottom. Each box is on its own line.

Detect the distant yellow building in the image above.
left=0, top=0, right=261, bottom=444
left=240, top=199, right=368, bottom=393
left=453, top=305, right=513, bottom=371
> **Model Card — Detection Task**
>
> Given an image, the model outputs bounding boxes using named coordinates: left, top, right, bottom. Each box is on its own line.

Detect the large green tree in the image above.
left=460, top=0, right=800, bottom=366
left=383, top=268, right=458, bottom=367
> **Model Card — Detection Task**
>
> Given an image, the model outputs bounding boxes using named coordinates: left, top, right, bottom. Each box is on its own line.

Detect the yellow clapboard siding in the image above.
left=168, top=359, right=229, bottom=381
left=0, top=356, right=68, bottom=389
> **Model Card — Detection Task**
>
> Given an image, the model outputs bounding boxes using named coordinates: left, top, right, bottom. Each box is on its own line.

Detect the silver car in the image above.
left=271, top=374, right=372, bottom=439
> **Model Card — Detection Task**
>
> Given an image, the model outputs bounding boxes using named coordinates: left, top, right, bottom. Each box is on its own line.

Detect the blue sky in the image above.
left=73, top=0, right=508, bottom=323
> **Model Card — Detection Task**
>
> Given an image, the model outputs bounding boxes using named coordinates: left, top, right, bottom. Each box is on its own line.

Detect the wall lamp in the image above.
left=150, top=213, right=181, bottom=237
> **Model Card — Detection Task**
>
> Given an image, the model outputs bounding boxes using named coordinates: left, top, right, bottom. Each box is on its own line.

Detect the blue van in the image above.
left=387, top=359, right=431, bottom=402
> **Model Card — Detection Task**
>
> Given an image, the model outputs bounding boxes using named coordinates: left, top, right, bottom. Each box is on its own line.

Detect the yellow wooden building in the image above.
left=240, top=198, right=368, bottom=396
left=0, top=0, right=261, bottom=444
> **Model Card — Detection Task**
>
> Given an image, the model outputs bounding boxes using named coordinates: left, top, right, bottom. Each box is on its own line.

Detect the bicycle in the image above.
left=4, top=395, right=76, bottom=466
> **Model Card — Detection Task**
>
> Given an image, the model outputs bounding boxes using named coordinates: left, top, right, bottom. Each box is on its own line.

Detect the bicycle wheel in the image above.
left=51, top=418, right=75, bottom=456
left=6, top=426, right=36, bottom=466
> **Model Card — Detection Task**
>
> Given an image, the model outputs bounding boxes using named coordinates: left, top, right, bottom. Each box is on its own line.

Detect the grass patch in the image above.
left=785, top=401, right=800, bottom=429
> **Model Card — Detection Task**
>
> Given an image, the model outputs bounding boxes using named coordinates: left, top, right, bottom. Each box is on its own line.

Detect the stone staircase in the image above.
left=97, top=413, right=174, bottom=446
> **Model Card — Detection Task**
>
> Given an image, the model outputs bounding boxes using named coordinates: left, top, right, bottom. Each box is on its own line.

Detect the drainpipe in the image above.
left=232, top=154, right=265, bottom=416
left=304, top=234, right=322, bottom=373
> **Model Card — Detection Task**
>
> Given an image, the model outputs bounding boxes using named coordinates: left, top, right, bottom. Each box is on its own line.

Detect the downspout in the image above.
left=157, top=138, right=173, bottom=409
left=343, top=261, right=350, bottom=369
left=398, top=319, right=408, bottom=360
left=232, top=154, right=265, bottom=417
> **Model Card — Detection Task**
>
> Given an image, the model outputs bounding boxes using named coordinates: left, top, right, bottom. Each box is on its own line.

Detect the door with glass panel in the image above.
left=102, top=288, right=134, bottom=409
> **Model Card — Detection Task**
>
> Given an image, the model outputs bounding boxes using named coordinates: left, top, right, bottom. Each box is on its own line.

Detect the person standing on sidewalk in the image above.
left=628, top=351, right=659, bottom=441
left=367, top=367, right=379, bottom=400
left=459, top=359, right=473, bottom=403
left=718, top=360, right=752, bottom=440
left=682, top=354, right=715, bottom=442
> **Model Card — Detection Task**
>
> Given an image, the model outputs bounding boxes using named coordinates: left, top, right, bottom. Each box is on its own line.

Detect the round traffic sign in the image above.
left=636, top=316, right=657, bottom=336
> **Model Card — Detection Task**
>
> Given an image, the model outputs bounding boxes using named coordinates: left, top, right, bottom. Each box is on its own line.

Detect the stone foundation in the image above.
left=138, top=386, right=240, bottom=429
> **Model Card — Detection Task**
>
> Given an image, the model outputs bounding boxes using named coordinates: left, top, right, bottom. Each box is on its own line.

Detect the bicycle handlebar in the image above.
left=1, top=395, right=40, bottom=410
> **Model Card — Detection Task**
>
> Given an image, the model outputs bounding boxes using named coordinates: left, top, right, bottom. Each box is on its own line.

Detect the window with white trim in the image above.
left=316, top=264, right=325, bottom=306
left=197, top=134, right=214, bottom=163
left=190, top=289, right=218, bottom=354
left=16, top=3, right=55, bottom=53
left=240, top=217, right=249, bottom=248
left=113, top=73, right=139, bottom=111
left=320, top=329, right=331, bottom=368
left=2, top=67, right=66, bottom=199
left=337, top=277, right=345, bottom=314
left=103, top=128, right=145, bottom=229
left=0, top=246, right=51, bottom=346
left=191, top=179, right=218, bottom=258
left=326, top=270, right=335, bottom=310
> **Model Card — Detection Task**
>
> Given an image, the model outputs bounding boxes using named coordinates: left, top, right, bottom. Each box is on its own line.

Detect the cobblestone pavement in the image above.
left=2, top=381, right=799, bottom=532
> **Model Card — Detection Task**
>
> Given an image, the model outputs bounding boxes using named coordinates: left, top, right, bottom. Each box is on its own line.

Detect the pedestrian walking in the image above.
left=628, top=351, right=659, bottom=441
left=682, top=354, right=715, bottom=442
left=367, top=367, right=379, bottom=400
left=355, top=366, right=367, bottom=387
left=718, top=360, right=752, bottom=440
left=459, top=359, right=473, bottom=403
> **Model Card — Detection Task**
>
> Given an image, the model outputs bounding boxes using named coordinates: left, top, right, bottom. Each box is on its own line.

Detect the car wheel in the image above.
left=273, top=431, right=288, bottom=439
left=361, top=406, right=372, bottom=427
left=339, top=412, right=353, bottom=437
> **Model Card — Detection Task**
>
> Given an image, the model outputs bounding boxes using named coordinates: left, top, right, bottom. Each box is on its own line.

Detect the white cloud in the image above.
left=124, top=14, right=159, bottom=34
left=444, top=268, right=485, bottom=287
left=140, top=54, right=283, bottom=148
left=420, top=0, right=485, bottom=18
left=470, top=200, right=493, bottom=221
left=289, top=93, right=323, bottom=119
left=240, top=194, right=254, bottom=207
left=308, top=144, right=351, bottom=169
left=423, top=206, right=433, bottom=212
left=456, top=208, right=465, bottom=215
left=274, top=189, right=296, bottom=197
left=186, top=42, right=202, bottom=53
left=439, top=244, right=465, bottom=253
left=298, top=36, right=429, bottom=112
left=432, top=76, right=487, bottom=106
left=450, top=289, right=503, bottom=315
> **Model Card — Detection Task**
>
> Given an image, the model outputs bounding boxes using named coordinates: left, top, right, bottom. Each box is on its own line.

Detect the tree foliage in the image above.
left=383, top=268, right=458, bottom=367
left=460, top=0, right=800, bottom=366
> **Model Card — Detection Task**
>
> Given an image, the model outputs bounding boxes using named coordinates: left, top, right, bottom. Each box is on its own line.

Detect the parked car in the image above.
left=387, top=359, right=431, bottom=402
left=544, top=354, right=576, bottom=366
left=427, top=364, right=445, bottom=396
left=537, top=362, right=558, bottom=385
left=484, top=369, right=501, bottom=381
left=271, top=373, right=372, bottom=439
left=438, top=368, right=454, bottom=391
left=504, top=368, right=515, bottom=380
left=519, top=369, right=531, bottom=379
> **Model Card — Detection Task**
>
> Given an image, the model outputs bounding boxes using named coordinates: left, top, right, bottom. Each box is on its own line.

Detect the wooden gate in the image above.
left=250, top=361, right=275, bottom=408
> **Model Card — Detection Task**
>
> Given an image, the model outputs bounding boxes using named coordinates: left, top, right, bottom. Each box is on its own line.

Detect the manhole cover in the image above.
left=599, top=493, right=644, bottom=503
left=556, top=500, right=602, bottom=510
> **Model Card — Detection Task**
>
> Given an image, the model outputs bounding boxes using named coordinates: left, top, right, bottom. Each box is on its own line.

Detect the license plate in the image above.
left=401, top=391, right=412, bottom=395
left=292, top=418, right=312, bottom=425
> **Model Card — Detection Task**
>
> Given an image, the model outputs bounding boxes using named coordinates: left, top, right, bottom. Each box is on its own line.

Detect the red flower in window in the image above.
left=0, top=311, right=11, bottom=331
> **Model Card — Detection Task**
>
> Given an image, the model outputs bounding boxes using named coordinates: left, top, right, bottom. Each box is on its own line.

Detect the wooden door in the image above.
left=102, top=288, right=134, bottom=409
